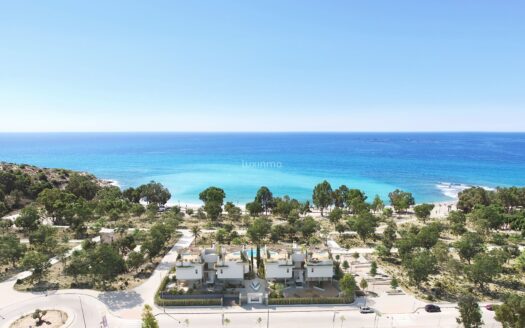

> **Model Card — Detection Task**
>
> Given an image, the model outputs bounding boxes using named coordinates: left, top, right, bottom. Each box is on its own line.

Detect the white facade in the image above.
left=216, top=251, right=248, bottom=281
left=175, top=252, right=204, bottom=281
left=305, top=249, right=334, bottom=281
left=265, top=250, right=293, bottom=280
left=305, top=264, right=333, bottom=280
left=176, top=262, right=204, bottom=281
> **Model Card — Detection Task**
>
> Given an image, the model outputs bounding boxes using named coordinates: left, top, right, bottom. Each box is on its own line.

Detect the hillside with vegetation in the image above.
left=0, top=162, right=181, bottom=291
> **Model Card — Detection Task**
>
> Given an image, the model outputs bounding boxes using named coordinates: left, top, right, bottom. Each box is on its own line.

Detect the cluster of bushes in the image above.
left=0, top=166, right=55, bottom=216
left=457, top=187, right=525, bottom=236
left=268, top=296, right=353, bottom=305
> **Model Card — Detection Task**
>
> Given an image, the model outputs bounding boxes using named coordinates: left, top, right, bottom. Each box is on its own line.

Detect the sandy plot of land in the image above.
left=10, top=310, right=68, bottom=328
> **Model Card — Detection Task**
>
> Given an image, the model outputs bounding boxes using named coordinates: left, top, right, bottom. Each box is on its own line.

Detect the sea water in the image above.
left=0, top=132, right=524, bottom=205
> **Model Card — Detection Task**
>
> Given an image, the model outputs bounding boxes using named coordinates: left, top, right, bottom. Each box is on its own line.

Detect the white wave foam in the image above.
left=436, top=182, right=495, bottom=199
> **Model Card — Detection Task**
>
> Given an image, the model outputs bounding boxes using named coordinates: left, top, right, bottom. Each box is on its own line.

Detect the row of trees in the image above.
left=192, top=182, right=417, bottom=222
left=311, top=181, right=415, bottom=216
left=11, top=178, right=173, bottom=239
left=458, top=186, right=525, bottom=213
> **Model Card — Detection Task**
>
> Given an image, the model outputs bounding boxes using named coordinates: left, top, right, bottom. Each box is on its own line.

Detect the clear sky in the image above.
left=1, top=1, right=524, bottom=132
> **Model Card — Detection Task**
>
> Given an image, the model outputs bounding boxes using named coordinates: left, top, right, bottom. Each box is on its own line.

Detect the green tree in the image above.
left=299, top=216, right=320, bottom=243
left=494, top=294, right=525, bottom=328
left=142, top=304, right=159, bottom=328
left=371, top=195, right=384, bottom=213
left=273, top=196, right=301, bottom=219
left=416, top=223, right=441, bottom=250
left=382, top=220, right=397, bottom=253
left=123, top=187, right=142, bottom=203
left=0, top=234, right=26, bottom=266
left=127, top=251, right=145, bottom=272
left=333, top=185, right=349, bottom=208
left=455, top=232, right=485, bottom=264
left=139, top=181, right=171, bottom=205
left=32, top=309, right=48, bottom=326
left=515, top=251, right=525, bottom=272
left=414, top=203, right=435, bottom=223
left=90, top=244, right=126, bottom=286
left=339, top=273, right=357, bottom=298
left=456, top=294, right=483, bottom=328
left=390, top=276, right=399, bottom=290
left=359, top=278, right=368, bottom=292
left=22, top=250, right=50, bottom=283
left=199, top=187, right=226, bottom=220
left=448, top=211, right=467, bottom=235
left=66, top=173, right=99, bottom=200
left=15, top=205, right=41, bottom=233
left=247, top=217, right=271, bottom=264
left=0, top=201, right=8, bottom=217
left=29, top=225, right=59, bottom=256
left=37, top=189, right=78, bottom=225
left=215, top=228, right=228, bottom=244
left=457, top=187, right=491, bottom=213
left=467, top=253, right=502, bottom=289
left=404, top=250, right=436, bottom=288
left=312, top=180, right=333, bottom=216
left=246, top=201, right=263, bottom=217
left=65, top=250, right=89, bottom=282
left=369, top=261, right=377, bottom=276
left=347, top=189, right=368, bottom=214
left=328, top=207, right=343, bottom=226
left=383, top=207, right=393, bottom=218
left=342, top=260, right=349, bottom=271
left=255, top=186, right=274, bottom=215
left=347, top=212, right=378, bottom=242
left=388, top=189, right=415, bottom=213
left=224, top=202, right=242, bottom=221
left=247, top=218, right=271, bottom=244
left=191, top=226, right=201, bottom=246
left=469, top=205, right=504, bottom=234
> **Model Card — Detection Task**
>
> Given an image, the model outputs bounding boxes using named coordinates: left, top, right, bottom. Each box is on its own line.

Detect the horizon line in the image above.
left=0, top=130, right=525, bottom=134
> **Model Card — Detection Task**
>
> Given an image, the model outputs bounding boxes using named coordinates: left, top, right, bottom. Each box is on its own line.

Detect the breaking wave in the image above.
left=436, top=182, right=495, bottom=199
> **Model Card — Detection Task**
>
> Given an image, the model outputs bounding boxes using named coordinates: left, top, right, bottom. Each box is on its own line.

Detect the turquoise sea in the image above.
left=0, top=133, right=524, bottom=205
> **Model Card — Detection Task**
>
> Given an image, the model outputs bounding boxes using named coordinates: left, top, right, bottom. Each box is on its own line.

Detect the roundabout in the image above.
left=8, top=309, right=70, bottom=328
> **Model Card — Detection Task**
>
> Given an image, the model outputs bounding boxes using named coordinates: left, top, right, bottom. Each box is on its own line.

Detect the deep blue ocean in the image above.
left=0, top=133, right=524, bottom=205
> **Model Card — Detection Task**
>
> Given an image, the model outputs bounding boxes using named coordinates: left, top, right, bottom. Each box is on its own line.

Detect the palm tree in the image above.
left=339, top=315, right=346, bottom=328
left=191, top=226, right=201, bottom=246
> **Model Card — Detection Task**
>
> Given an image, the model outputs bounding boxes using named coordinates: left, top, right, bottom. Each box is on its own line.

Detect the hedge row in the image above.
left=268, top=296, right=353, bottom=305
left=156, top=298, right=222, bottom=306
left=154, top=276, right=222, bottom=306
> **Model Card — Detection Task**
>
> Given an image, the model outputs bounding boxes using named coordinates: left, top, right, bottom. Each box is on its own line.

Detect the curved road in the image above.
left=0, top=229, right=194, bottom=328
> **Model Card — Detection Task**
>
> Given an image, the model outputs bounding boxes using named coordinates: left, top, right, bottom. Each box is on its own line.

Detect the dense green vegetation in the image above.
left=2, top=163, right=524, bottom=311
left=0, top=163, right=181, bottom=290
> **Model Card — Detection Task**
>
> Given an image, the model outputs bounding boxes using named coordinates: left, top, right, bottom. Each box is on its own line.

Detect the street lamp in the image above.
left=332, top=311, right=339, bottom=328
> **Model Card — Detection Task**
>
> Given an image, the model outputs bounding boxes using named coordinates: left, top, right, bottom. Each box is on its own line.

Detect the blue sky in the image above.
left=0, top=1, right=524, bottom=132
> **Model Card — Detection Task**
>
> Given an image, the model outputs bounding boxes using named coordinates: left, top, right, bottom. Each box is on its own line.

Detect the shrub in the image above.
left=268, top=296, right=353, bottom=305
left=156, top=298, right=222, bottom=306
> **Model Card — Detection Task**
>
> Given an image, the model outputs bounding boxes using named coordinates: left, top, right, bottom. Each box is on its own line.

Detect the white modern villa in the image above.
left=174, top=244, right=334, bottom=289
left=305, top=248, right=334, bottom=282
left=264, top=248, right=294, bottom=282
left=174, top=249, right=205, bottom=288
left=215, top=247, right=249, bottom=283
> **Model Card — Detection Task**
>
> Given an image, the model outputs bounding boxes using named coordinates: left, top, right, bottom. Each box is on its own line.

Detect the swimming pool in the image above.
left=232, top=249, right=277, bottom=257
